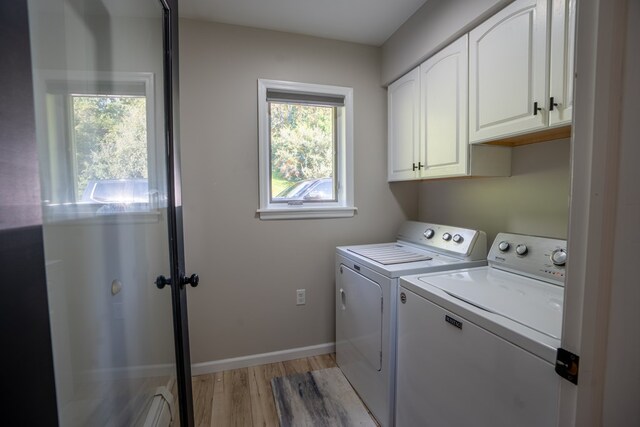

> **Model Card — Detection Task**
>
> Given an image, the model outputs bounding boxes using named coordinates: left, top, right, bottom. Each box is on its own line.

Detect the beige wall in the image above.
left=602, top=0, right=640, bottom=422
left=179, top=19, right=417, bottom=363
left=418, top=138, right=571, bottom=245
left=381, top=0, right=512, bottom=85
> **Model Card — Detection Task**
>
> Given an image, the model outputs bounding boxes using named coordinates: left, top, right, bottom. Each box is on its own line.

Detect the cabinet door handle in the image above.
left=418, top=162, right=424, bottom=170
left=412, top=163, right=417, bottom=171
left=533, top=101, right=543, bottom=116
left=550, top=96, right=559, bottom=111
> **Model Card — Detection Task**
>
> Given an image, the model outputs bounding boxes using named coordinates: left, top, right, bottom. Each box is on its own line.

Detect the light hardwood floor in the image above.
left=190, top=353, right=346, bottom=427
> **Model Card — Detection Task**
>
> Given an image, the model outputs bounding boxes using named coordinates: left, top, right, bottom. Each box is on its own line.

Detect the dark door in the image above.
left=22, top=0, right=195, bottom=425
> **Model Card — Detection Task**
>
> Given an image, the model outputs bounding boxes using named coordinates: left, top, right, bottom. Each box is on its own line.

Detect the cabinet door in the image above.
left=388, top=67, right=420, bottom=181
left=469, top=0, right=549, bottom=143
left=549, top=0, right=576, bottom=126
left=420, top=35, right=469, bottom=178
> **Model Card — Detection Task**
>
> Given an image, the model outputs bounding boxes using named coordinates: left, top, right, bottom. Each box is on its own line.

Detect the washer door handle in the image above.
left=340, top=288, right=346, bottom=309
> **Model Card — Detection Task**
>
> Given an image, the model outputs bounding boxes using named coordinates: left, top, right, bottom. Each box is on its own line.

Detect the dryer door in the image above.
left=338, top=264, right=383, bottom=371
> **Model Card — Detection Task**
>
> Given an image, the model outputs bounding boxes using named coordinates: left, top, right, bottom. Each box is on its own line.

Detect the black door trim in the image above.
left=160, top=1, right=195, bottom=426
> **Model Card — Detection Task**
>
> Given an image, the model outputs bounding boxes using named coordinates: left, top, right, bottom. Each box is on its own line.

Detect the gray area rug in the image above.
left=271, top=367, right=376, bottom=427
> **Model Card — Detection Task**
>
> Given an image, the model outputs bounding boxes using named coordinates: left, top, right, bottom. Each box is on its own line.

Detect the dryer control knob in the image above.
left=516, top=244, right=528, bottom=256
left=498, top=241, right=510, bottom=252
left=452, top=234, right=463, bottom=243
left=442, top=233, right=452, bottom=241
left=423, top=228, right=435, bottom=239
left=551, top=249, right=567, bottom=266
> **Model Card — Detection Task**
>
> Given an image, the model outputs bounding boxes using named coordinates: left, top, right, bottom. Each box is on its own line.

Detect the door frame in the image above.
left=161, top=0, right=195, bottom=426
left=558, top=0, right=630, bottom=424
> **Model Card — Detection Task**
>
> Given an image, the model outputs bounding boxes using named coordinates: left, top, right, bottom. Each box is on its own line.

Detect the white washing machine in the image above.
left=336, top=221, right=488, bottom=427
left=396, top=233, right=567, bottom=427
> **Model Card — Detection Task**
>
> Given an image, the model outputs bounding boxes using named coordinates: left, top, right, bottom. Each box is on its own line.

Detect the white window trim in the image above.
left=257, top=79, right=356, bottom=220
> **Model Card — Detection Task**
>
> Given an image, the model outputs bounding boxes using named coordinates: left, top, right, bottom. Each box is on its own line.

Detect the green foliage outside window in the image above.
left=72, top=95, right=148, bottom=198
left=270, top=102, right=334, bottom=194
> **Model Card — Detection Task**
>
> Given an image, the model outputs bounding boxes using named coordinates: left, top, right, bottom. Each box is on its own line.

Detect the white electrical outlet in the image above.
left=296, top=289, right=306, bottom=305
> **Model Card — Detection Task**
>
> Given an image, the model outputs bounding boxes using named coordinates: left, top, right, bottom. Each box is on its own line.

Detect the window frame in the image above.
left=257, top=79, right=356, bottom=220
left=33, top=71, right=162, bottom=222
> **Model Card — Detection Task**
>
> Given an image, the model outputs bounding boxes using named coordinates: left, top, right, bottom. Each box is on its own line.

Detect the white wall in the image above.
left=381, top=0, right=512, bottom=85
left=418, top=139, right=571, bottom=245
left=178, top=19, right=418, bottom=364
left=602, top=0, right=640, bottom=423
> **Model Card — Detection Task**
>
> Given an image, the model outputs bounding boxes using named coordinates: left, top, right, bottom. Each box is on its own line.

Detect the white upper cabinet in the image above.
left=549, top=0, right=576, bottom=126
left=420, top=35, right=468, bottom=178
left=469, top=0, right=549, bottom=143
left=386, top=0, right=575, bottom=181
left=388, top=67, right=420, bottom=181
left=387, top=35, right=510, bottom=182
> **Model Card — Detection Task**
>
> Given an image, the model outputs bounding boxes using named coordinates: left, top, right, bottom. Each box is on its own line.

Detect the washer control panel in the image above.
left=397, top=221, right=487, bottom=260
left=489, top=232, right=567, bottom=286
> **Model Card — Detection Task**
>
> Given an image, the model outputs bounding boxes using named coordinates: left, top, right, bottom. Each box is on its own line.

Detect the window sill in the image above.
left=257, top=206, right=357, bottom=220
left=43, top=204, right=163, bottom=225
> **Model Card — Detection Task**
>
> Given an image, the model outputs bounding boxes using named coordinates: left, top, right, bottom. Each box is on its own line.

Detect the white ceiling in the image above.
left=179, top=0, right=428, bottom=46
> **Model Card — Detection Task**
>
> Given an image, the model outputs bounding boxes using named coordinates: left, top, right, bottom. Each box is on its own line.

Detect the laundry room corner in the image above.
left=177, top=19, right=419, bottom=367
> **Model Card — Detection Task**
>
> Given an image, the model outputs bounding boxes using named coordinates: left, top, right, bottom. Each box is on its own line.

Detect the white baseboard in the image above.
left=191, top=342, right=336, bottom=376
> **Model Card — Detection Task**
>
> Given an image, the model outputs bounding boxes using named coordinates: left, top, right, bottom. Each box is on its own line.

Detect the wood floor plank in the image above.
left=308, top=356, right=322, bottom=371
left=309, top=353, right=337, bottom=370
left=248, top=362, right=285, bottom=427
left=192, top=374, right=204, bottom=409
left=211, top=371, right=228, bottom=427
left=201, top=375, right=214, bottom=427
left=229, top=368, right=253, bottom=427
left=193, top=374, right=214, bottom=427
left=283, top=357, right=313, bottom=375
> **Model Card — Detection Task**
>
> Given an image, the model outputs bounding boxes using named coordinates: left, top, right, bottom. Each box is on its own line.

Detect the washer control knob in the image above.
left=551, top=249, right=567, bottom=266
left=423, top=229, right=435, bottom=239
left=452, top=234, right=463, bottom=243
left=498, top=241, right=510, bottom=252
left=516, top=244, right=528, bottom=256
left=442, top=232, right=452, bottom=241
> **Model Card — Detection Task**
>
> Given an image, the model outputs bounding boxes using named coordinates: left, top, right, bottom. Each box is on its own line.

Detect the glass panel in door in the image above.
left=27, top=0, right=184, bottom=425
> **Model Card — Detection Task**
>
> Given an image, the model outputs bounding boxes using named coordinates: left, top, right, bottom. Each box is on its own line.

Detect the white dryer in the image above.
left=336, top=221, right=488, bottom=427
left=396, top=233, right=567, bottom=427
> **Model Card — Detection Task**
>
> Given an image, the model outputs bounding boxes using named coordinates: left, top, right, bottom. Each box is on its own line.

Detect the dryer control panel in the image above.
left=488, top=233, right=567, bottom=286
left=396, top=221, right=487, bottom=261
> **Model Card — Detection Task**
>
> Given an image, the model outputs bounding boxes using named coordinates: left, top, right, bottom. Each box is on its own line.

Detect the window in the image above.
left=257, top=79, right=356, bottom=219
left=34, top=72, right=164, bottom=221
left=71, top=94, right=148, bottom=203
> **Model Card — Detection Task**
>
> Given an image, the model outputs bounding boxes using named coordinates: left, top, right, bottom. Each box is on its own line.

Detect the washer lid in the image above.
left=418, top=268, right=564, bottom=340
left=348, top=244, right=432, bottom=265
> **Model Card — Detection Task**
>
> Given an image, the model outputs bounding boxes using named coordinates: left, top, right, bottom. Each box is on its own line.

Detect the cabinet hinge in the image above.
left=555, top=348, right=579, bottom=385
